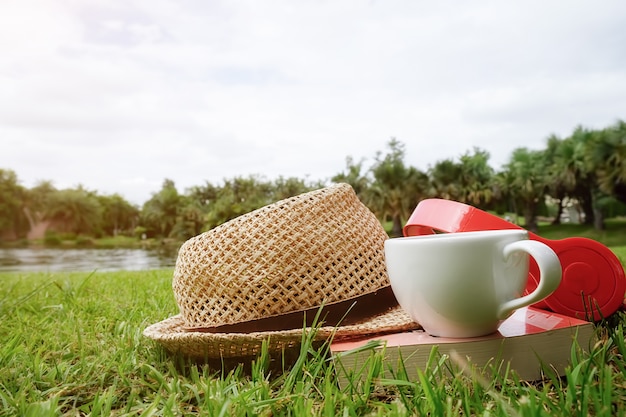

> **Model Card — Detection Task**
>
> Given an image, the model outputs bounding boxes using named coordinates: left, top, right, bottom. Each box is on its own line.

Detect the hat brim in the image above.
left=143, top=306, right=418, bottom=359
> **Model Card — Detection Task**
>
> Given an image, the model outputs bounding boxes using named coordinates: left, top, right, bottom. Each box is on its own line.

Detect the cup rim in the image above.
left=386, top=229, right=529, bottom=244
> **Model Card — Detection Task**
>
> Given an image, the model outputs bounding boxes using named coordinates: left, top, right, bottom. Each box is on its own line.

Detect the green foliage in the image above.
left=75, top=236, right=95, bottom=247
left=2, top=119, right=626, bottom=244
left=501, top=147, right=549, bottom=232
left=0, top=270, right=625, bottom=416
left=332, top=156, right=371, bottom=198
left=169, top=199, right=205, bottom=240
left=203, top=175, right=274, bottom=229
left=141, top=179, right=182, bottom=238
left=45, top=187, right=104, bottom=235
left=0, top=169, right=28, bottom=238
left=97, top=193, right=140, bottom=236
left=202, top=175, right=319, bottom=231
left=367, top=138, right=429, bottom=237
left=43, top=231, right=62, bottom=246
left=586, top=121, right=626, bottom=201
left=428, top=147, right=495, bottom=209
left=134, top=226, right=147, bottom=238
left=457, top=147, right=495, bottom=207
left=429, top=158, right=463, bottom=201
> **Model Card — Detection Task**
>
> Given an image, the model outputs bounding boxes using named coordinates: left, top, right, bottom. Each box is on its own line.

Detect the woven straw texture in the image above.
left=173, top=183, right=391, bottom=329
left=144, top=183, right=421, bottom=359
left=143, top=305, right=416, bottom=358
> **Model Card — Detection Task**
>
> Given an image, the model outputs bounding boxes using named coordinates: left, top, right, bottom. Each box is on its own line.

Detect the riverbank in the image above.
left=0, top=247, right=178, bottom=272
left=0, top=234, right=183, bottom=250
left=4, top=217, right=626, bottom=248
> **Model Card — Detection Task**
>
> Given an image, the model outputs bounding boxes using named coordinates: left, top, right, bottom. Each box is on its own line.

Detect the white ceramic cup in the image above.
left=385, top=229, right=562, bottom=338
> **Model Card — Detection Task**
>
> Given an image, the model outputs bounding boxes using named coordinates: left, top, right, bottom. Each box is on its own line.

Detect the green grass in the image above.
left=536, top=220, right=626, bottom=265
left=536, top=219, right=626, bottom=248
left=1, top=267, right=626, bottom=416
left=2, top=221, right=626, bottom=415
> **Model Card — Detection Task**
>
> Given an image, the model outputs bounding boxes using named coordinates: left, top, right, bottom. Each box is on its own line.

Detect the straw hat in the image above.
left=143, top=183, right=418, bottom=359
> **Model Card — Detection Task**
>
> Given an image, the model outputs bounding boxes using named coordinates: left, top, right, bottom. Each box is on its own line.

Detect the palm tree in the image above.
left=428, top=158, right=462, bottom=201
left=457, top=148, right=495, bottom=209
left=587, top=120, right=626, bottom=204
left=141, top=179, right=182, bottom=238
left=544, top=134, right=576, bottom=224
left=46, top=187, right=103, bottom=235
left=367, top=139, right=429, bottom=237
left=97, top=194, right=139, bottom=236
left=187, top=181, right=219, bottom=207
left=271, top=176, right=318, bottom=200
left=502, top=147, right=548, bottom=233
left=0, top=169, right=28, bottom=239
left=331, top=156, right=371, bottom=199
left=204, top=175, right=274, bottom=229
left=170, top=197, right=205, bottom=240
left=493, top=168, right=519, bottom=223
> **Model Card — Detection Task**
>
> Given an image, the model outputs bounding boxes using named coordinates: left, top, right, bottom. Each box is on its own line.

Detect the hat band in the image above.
left=183, top=286, right=398, bottom=334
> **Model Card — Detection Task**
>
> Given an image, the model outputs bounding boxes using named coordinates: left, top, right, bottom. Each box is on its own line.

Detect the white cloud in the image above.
left=1, top=0, right=625, bottom=204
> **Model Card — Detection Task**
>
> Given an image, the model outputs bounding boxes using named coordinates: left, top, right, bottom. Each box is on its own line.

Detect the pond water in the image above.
left=0, top=247, right=178, bottom=272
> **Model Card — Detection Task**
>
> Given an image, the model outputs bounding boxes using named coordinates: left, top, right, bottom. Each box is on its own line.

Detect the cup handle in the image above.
left=497, top=240, right=562, bottom=319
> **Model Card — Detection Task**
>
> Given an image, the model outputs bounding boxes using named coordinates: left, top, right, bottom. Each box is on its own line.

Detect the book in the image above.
left=331, top=307, right=595, bottom=385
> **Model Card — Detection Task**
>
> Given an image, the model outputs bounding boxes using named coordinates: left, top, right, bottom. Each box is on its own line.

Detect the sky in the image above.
left=1, top=0, right=625, bottom=205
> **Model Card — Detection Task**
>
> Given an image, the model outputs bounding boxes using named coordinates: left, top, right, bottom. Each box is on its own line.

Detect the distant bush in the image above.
left=59, top=232, right=77, bottom=241
left=44, top=231, right=62, bottom=246
left=134, top=226, right=148, bottom=240
left=76, top=236, right=95, bottom=247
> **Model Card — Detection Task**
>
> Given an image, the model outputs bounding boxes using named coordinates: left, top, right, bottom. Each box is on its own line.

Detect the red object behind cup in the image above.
left=404, top=199, right=626, bottom=321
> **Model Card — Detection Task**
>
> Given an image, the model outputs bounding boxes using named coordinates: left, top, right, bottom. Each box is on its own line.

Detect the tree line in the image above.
left=1, top=120, right=625, bottom=241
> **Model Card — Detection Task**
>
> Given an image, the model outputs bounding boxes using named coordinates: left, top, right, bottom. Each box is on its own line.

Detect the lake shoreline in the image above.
left=0, top=235, right=183, bottom=250
left=0, top=246, right=178, bottom=273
